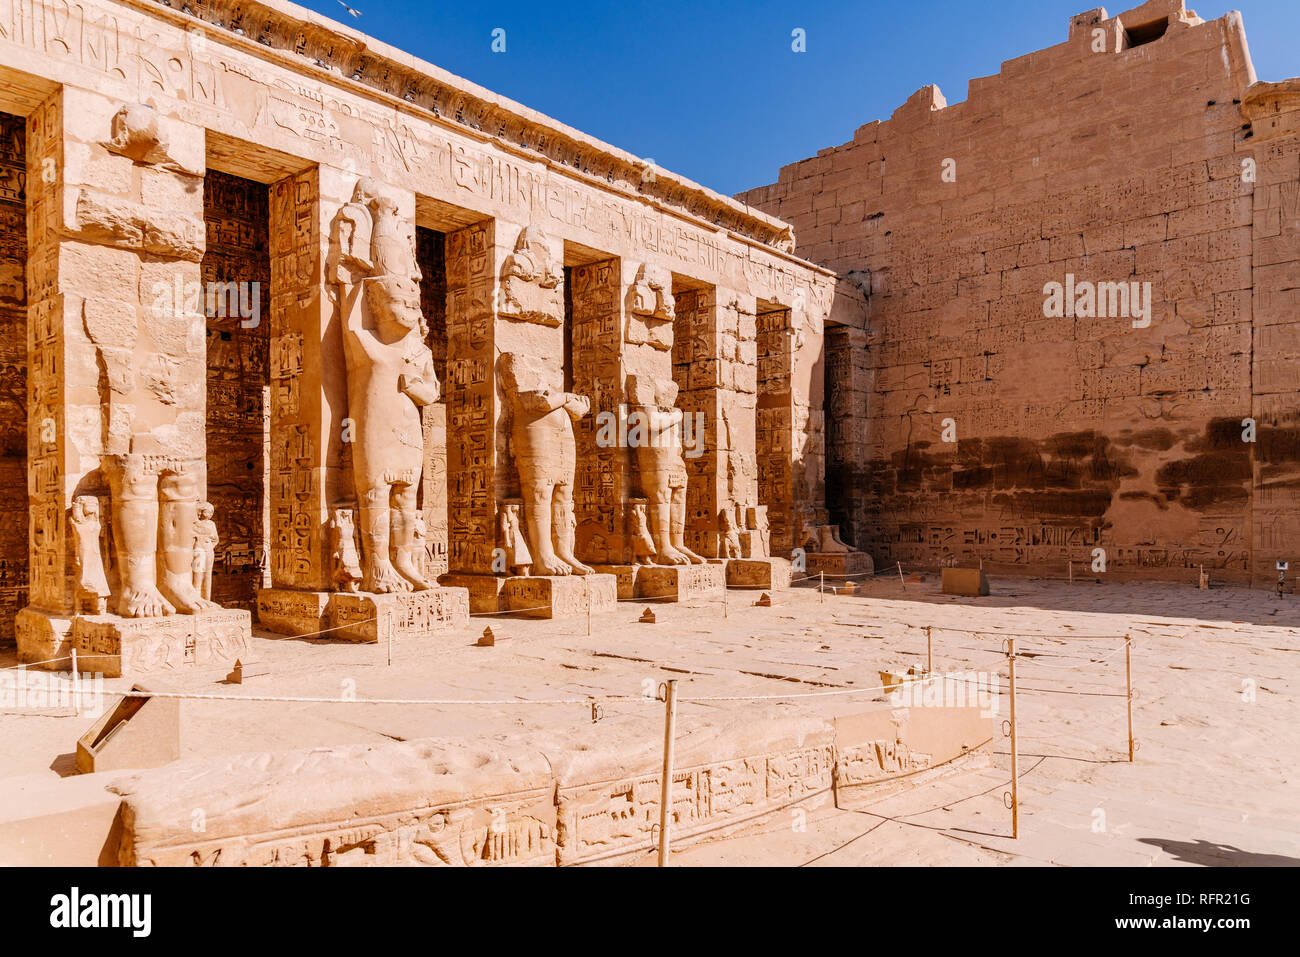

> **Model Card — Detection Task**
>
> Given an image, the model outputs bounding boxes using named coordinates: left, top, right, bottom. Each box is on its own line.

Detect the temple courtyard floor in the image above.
left=1, top=574, right=1297, bottom=866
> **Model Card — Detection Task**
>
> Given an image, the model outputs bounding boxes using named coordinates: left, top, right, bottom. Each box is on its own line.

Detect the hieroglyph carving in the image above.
left=330, top=178, right=440, bottom=593
left=498, top=351, right=594, bottom=576
left=70, top=496, right=110, bottom=615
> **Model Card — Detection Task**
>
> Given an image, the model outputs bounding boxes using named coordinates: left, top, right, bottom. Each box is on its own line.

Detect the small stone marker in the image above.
left=941, top=567, right=989, bottom=596
left=477, top=627, right=496, bottom=647
left=1199, top=565, right=1209, bottom=590
left=224, top=659, right=269, bottom=684
left=755, top=592, right=772, bottom=607
left=842, top=581, right=856, bottom=595
left=639, top=607, right=657, bottom=623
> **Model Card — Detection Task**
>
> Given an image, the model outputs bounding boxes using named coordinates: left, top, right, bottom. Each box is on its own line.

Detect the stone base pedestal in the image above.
left=16, top=606, right=251, bottom=678
left=805, top=551, right=874, bottom=579
left=637, top=563, right=726, bottom=602
left=257, top=589, right=329, bottom=637
left=589, top=564, right=640, bottom=600
left=258, top=587, right=470, bottom=642
left=438, top=574, right=508, bottom=614
left=725, top=557, right=793, bottom=590
left=503, top=575, right=617, bottom=619
left=328, top=588, right=471, bottom=643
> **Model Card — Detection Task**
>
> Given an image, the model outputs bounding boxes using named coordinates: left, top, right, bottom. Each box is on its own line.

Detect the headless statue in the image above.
left=498, top=351, right=593, bottom=576
left=626, top=373, right=705, bottom=566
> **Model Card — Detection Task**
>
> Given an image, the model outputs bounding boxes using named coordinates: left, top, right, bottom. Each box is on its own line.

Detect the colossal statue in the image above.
left=331, top=178, right=440, bottom=594
left=626, top=373, right=705, bottom=566
left=498, top=351, right=593, bottom=576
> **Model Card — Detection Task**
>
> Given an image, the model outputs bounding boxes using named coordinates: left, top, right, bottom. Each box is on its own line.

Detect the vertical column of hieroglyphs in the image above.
left=23, top=93, right=66, bottom=617
left=756, top=307, right=794, bottom=552
left=202, top=171, right=270, bottom=609
left=416, top=228, right=450, bottom=580
left=571, top=257, right=626, bottom=563
left=444, top=219, right=497, bottom=573
left=267, top=167, right=347, bottom=593
left=671, top=288, right=715, bottom=555
left=826, top=325, right=871, bottom=549
left=0, top=111, right=26, bottom=644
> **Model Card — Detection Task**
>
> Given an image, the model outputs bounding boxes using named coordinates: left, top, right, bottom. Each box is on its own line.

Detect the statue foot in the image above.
left=161, top=573, right=219, bottom=614
left=534, top=555, right=572, bottom=576
left=393, top=557, right=431, bottom=590
left=556, top=551, right=594, bottom=575
left=363, top=560, right=413, bottom=593
left=119, top=585, right=176, bottom=619
left=681, top=548, right=707, bottom=564
left=656, top=547, right=690, bottom=566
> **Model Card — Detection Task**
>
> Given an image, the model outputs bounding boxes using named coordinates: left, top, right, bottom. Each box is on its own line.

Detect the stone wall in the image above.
left=739, top=0, right=1300, bottom=585
left=0, top=110, right=23, bottom=646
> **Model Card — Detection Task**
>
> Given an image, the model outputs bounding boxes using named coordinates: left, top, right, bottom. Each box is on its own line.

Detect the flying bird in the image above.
left=337, top=1, right=362, bottom=17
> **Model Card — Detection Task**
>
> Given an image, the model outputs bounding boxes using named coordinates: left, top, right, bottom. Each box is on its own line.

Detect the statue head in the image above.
left=197, top=501, right=214, bottom=521
left=331, top=507, right=356, bottom=533
left=631, top=264, right=675, bottom=321
left=71, top=495, right=100, bottom=523
left=364, top=273, right=425, bottom=339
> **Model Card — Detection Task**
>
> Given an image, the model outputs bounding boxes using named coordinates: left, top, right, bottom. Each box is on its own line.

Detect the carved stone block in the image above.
left=636, top=563, right=726, bottom=602
left=327, top=587, right=471, bottom=643
left=725, top=557, right=793, bottom=590
left=804, top=551, right=874, bottom=578
left=70, top=609, right=251, bottom=679
left=257, top=588, right=330, bottom=637
left=503, top=574, right=617, bottom=619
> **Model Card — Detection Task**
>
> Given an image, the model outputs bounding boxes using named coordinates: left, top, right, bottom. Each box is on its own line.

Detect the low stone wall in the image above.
left=111, top=705, right=992, bottom=866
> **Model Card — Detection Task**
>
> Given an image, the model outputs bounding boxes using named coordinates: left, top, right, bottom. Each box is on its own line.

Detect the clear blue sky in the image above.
left=293, top=0, right=1300, bottom=196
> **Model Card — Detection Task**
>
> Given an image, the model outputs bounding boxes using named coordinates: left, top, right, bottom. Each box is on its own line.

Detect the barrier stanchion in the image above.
left=1008, top=637, right=1019, bottom=839
left=657, top=679, right=678, bottom=867
left=926, top=625, right=933, bottom=674
left=1125, top=633, right=1134, bottom=761
left=71, top=647, right=80, bottom=717
left=820, top=571, right=825, bottom=603
left=897, top=561, right=905, bottom=590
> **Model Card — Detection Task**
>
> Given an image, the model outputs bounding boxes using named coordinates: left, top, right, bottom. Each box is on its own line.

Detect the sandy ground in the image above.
left=1, top=574, right=1297, bottom=866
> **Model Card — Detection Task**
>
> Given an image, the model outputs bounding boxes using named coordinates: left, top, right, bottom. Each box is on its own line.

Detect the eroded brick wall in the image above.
left=740, top=3, right=1299, bottom=584
left=0, top=111, right=24, bottom=644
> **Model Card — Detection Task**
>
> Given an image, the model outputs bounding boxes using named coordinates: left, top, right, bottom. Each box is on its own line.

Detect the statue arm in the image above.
left=514, top=388, right=567, bottom=415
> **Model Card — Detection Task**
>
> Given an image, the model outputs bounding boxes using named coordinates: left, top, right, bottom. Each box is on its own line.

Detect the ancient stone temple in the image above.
left=740, top=0, right=1300, bottom=587
left=0, top=0, right=864, bottom=666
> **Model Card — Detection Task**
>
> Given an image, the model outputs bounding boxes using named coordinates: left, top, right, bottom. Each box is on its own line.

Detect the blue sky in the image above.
left=293, top=0, right=1300, bottom=196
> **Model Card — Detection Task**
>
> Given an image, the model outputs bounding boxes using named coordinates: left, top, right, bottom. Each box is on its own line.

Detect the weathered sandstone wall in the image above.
left=740, top=0, right=1300, bottom=585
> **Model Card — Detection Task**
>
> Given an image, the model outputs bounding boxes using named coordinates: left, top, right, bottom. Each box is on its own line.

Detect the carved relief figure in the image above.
left=720, top=508, right=742, bottom=559
left=626, top=263, right=675, bottom=350
left=498, top=351, right=593, bottom=576
left=747, top=505, right=771, bottom=559
left=629, top=500, right=656, bottom=566
left=498, top=227, right=563, bottom=325
left=498, top=501, right=533, bottom=576
left=192, top=502, right=219, bottom=601
left=70, top=496, right=111, bottom=615
left=626, top=373, right=705, bottom=565
left=330, top=507, right=363, bottom=593
left=107, top=457, right=217, bottom=617
left=331, top=178, right=440, bottom=593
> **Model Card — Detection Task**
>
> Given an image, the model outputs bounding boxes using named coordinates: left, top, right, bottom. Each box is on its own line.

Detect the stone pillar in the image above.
left=441, top=221, right=616, bottom=617
left=825, top=324, right=869, bottom=550
left=757, top=305, right=795, bottom=553
left=16, top=86, right=250, bottom=674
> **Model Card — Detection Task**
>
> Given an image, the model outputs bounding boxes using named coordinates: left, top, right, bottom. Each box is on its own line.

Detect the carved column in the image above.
left=757, top=305, right=796, bottom=554
left=16, top=86, right=250, bottom=673
left=256, top=165, right=353, bottom=633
